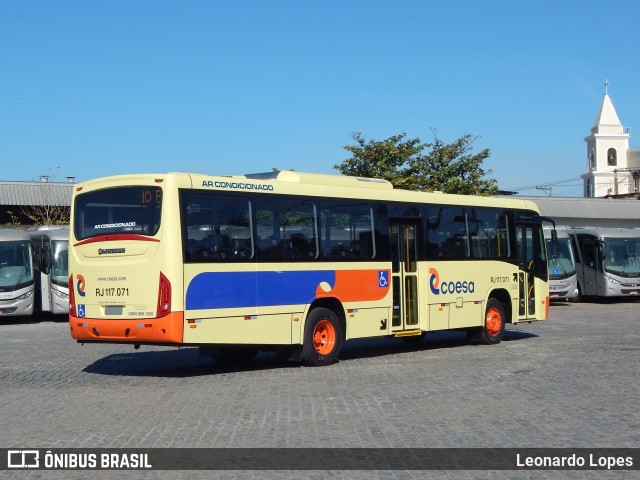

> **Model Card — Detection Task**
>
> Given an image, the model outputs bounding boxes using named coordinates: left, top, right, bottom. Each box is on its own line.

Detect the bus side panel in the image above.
left=183, top=313, right=293, bottom=345
left=182, top=266, right=392, bottom=345
left=422, top=260, right=523, bottom=331
left=537, top=276, right=550, bottom=320
left=342, top=307, right=391, bottom=339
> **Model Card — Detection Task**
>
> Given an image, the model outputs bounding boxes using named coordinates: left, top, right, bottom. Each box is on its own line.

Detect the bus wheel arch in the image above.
left=301, top=299, right=345, bottom=366
left=574, top=281, right=584, bottom=303
left=468, top=290, right=509, bottom=345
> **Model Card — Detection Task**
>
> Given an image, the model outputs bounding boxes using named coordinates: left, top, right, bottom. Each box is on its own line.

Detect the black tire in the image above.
left=468, top=298, right=506, bottom=345
left=301, top=307, right=343, bottom=366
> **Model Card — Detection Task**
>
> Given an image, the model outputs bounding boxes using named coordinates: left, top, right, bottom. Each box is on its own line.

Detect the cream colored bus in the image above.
left=68, top=171, right=550, bottom=366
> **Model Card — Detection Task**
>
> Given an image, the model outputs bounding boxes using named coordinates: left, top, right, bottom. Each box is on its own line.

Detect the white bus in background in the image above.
left=544, top=227, right=578, bottom=301
left=27, top=225, right=69, bottom=315
left=566, top=227, right=640, bottom=300
left=0, top=229, right=35, bottom=317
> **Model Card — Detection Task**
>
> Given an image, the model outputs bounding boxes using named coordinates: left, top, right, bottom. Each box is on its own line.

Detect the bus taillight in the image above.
left=69, top=275, right=76, bottom=317
left=157, top=272, right=171, bottom=317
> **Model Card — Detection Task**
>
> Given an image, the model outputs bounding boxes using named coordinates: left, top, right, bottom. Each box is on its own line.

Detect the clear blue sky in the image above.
left=2, top=0, right=639, bottom=196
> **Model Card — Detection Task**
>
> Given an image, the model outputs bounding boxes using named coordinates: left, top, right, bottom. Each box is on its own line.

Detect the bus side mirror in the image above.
left=41, top=248, right=52, bottom=274
left=597, top=241, right=606, bottom=259
left=551, top=229, right=558, bottom=244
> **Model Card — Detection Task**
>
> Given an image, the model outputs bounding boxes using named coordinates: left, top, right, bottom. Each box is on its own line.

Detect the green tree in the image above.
left=335, top=131, right=498, bottom=195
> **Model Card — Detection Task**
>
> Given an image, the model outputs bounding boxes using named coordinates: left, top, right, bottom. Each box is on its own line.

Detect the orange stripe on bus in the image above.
left=315, top=269, right=390, bottom=302
left=69, top=311, right=184, bottom=344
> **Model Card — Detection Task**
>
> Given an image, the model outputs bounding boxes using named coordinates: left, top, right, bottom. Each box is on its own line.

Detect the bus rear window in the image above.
left=74, top=187, right=162, bottom=240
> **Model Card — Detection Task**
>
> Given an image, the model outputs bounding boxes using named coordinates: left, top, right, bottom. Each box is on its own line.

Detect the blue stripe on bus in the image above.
left=185, top=270, right=336, bottom=310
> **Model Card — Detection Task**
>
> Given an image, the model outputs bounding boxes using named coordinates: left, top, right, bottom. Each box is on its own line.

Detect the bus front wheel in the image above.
left=468, top=298, right=506, bottom=345
left=301, top=307, right=343, bottom=366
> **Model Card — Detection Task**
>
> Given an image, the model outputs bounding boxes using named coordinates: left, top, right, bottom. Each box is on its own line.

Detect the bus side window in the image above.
left=182, top=192, right=253, bottom=262
left=319, top=201, right=375, bottom=261
left=466, top=208, right=510, bottom=259
left=255, top=198, right=317, bottom=262
left=426, top=206, right=468, bottom=260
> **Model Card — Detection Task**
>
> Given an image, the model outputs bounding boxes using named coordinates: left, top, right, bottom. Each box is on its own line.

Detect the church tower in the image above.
left=582, top=81, right=632, bottom=197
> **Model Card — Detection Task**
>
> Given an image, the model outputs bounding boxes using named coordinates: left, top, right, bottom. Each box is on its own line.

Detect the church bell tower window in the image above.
left=607, top=148, right=617, bottom=166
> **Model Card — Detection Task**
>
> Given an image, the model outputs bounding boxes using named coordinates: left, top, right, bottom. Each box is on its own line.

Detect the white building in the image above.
left=582, top=81, right=640, bottom=197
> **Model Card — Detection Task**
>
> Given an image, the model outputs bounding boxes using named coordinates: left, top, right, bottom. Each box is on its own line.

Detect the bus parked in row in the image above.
left=27, top=225, right=70, bottom=315
left=544, top=227, right=578, bottom=302
left=0, top=228, right=35, bottom=317
left=566, top=226, right=640, bottom=300
left=67, top=171, right=551, bottom=366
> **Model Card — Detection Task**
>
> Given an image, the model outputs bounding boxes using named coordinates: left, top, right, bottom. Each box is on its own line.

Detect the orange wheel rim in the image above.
left=313, top=319, right=336, bottom=355
left=485, top=307, right=502, bottom=336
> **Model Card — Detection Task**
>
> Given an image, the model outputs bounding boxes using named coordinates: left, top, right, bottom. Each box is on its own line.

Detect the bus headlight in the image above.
left=16, top=290, right=34, bottom=300
left=607, top=276, right=623, bottom=285
left=53, top=290, right=69, bottom=300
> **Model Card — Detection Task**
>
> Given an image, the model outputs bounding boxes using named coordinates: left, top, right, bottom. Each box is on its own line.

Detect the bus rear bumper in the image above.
left=68, top=311, right=184, bottom=344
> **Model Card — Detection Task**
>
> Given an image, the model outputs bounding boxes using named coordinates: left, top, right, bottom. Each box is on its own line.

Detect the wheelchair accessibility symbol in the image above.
left=378, top=271, right=389, bottom=288
left=78, top=304, right=86, bottom=318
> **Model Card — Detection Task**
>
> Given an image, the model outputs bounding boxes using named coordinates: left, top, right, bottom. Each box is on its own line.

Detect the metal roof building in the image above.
left=0, top=179, right=74, bottom=225
left=0, top=180, right=74, bottom=206
left=511, top=196, right=640, bottom=229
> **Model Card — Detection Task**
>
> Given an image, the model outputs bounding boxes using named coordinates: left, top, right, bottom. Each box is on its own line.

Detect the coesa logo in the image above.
left=429, top=268, right=475, bottom=295
left=76, top=274, right=86, bottom=297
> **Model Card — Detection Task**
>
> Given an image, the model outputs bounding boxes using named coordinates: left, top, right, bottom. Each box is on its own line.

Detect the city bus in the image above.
left=544, top=226, right=578, bottom=301
left=0, top=228, right=35, bottom=318
left=27, top=225, right=70, bottom=316
left=68, top=171, right=550, bottom=366
left=566, top=226, right=640, bottom=300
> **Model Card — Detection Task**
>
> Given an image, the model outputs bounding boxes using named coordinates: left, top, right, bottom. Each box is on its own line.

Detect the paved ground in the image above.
left=0, top=301, right=638, bottom=479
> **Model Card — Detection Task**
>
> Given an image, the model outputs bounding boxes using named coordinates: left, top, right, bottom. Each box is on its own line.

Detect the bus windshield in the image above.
left=0, top=241, right=33, bottom=289
left=603, top=237, right=640, bottom=276
left=51, top=239, right=69, bottom=287
left=546, top=237, right=576, bottom=279
left=74, top=186, right=162, bottom=240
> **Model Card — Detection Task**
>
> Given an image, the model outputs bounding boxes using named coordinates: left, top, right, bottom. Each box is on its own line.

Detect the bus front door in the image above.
left=516, top=224, right=538, bottom=320
left=579, top=239, right=599, bottom=296
left=390, top=222, right=420, bottom=331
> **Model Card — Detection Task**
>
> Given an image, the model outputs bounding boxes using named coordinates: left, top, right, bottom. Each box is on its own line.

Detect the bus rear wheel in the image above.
left=301, top=307, right=343, bottom=366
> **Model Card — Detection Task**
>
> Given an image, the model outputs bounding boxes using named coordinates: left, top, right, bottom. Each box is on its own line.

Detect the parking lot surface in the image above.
left=1, top=301, right=638, bottom=479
